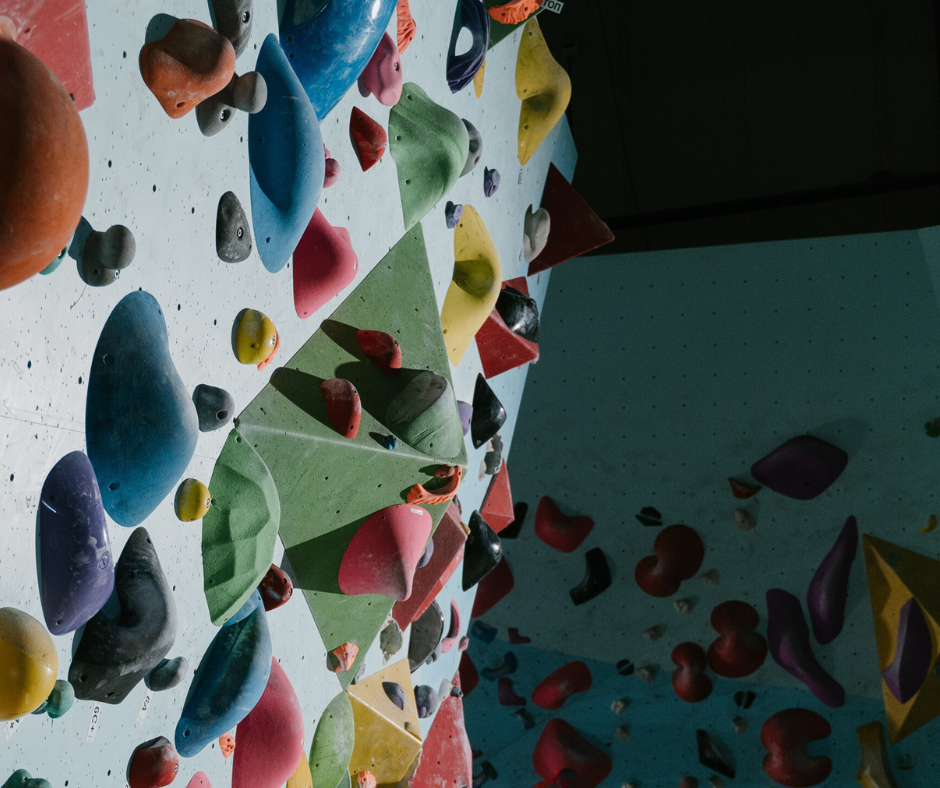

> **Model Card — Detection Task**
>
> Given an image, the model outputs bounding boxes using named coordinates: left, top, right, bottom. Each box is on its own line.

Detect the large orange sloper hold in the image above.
left=0, top=29, right=88, bottom=291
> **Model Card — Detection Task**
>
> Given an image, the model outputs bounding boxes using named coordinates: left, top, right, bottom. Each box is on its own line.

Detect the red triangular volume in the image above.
left=480, top=461, right=514, bottom=533
left=528, top=164, right=614, bottom=276
left=471, top=556, right=514, bottom=617
left=410, top=673, right=473, bottom=788
left=476, top=311, right=539, bottom=379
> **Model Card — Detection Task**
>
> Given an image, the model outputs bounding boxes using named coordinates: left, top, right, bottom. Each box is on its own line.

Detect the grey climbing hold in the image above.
left=192, top=383, right=235, bottom=431
left=460, top=119, right=482, bottom=177
left=380, top=619, right=403, bottom=659
left=733, top=508, right=756, bottom=530
left=210, top=0, right=253, bottom=56
left=383, top=681, right=406, bottom=710
left=636, top=665, right=655, bottom=683
left=197, top=73, right=267, bottom=137
left=145, top=656, right=189, bottom=691
left=231, top=71, right=267, bottom=113
left=215, top=191, right=253, bottom=262
left=642, top=625, right=664, bottom=641
left=674, top=598, right=693, bottom=615
left=700, top=568, right=721, bottom=585
left=414, top=685, right=437, bottom=718
left=522, top=206, right=550, bottom=264
left=79, top=254, right=119, bottom=287
left=615, top=726, right=631, bottom=741
left=84, top=225, right=136, bottom=270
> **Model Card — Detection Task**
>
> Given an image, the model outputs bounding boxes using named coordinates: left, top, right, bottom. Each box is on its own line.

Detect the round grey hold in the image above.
left=216, top=191, right=252, bottom=262
left=196, top=87, right=237, bottom=137
left=460, top=118, right=482, bottom=178
left=78, top=254, right=119, bottom=287
left=232, top=71, right=267, bottom=114
left=210, top=0, right=253, bottom=56
left=192, top=384, right=235, bottom=432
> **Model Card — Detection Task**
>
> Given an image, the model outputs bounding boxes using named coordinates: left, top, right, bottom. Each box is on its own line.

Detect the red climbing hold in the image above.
left=527, top=164, right=614, bottom=276
left=459, top=652, right=478, bottom=696
left=232, top=659, right=304, bottom=788
left=338, top=503, right=433, bottom=601
left=532, top=719, right=612, bottom=788
left=471, top=555, right=514, bottom=617
left=508, top=628, right=531, bottom=644
left=670, top=642, right=713, bottom=703
left=707, top=600, right=768, bottom=678
left=480, top=461, right=515, bottom=533
left=320, top=378, right=362, bottom=439
left=293, top=209, right=359, bottom=319
left=477, top=280, right=540, bottom=379
left=356, top=330, right=402, bottom=377
left=441, top=599, right=462, bottom=654
left=127, top=736, right=180, bottom=788
left=258, top=563, right=293, bottom=611
left=531, top=661, right=592, bottom=710
left=393, top=502, right=467, bottom=627
left=760, top=708, right=833, bottom=787
left=186, top=774, right=210, bottom=788
left=634, top=524, right=705, bottom=598
left=349, top=106, right=387, bottom=171
left=728, top=477, right=761, bottom=499
left=534, top=497, right=594, bottom=553
left=411, top=673, right=473, bottom=788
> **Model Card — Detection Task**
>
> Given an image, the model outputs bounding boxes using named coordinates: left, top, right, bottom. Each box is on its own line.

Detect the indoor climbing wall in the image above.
left=0, top=0, right=578, bottom=787
left=465, top=232, right=940, bottom=786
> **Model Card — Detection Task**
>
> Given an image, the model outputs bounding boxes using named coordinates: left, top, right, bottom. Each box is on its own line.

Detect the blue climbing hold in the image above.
left=85, top=292, right=198, bottom=527
left=469, top=620, right=497, bottom=644
left=279, top=0, right=398, bottom=120
left=378, top=434, right=399, bottom=450
left=249, top=34, right=324, bottom=274
left=175, top=591, right=272, bottom=757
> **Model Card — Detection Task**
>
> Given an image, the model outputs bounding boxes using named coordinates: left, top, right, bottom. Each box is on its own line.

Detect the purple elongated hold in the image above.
left=751, top=435, right=848, bottom=500
left=766, top=588, right=845, bottom=708
left=806, top=515, right=858, bottom=645
left=882, top=597, right=932, bottom=704
left=483, top=167, right=500, bottom=197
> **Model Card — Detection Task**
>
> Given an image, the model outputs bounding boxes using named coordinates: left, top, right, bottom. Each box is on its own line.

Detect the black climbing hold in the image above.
left=216, top=192, right=253, bottom=262
left=382, top=681, right=406, bottom=710
left=471, top=375, right=506, bottom=450
left=483, top=434, right=503, bottom=476
left=569, top=547, right=612, bottom=606
left=68, top=528, right=178, bottom=704
left=512, top=708, right=535, bottom=729
left=926, top=418, right=940, bottom=438
left=192, top=384, right=235, bottom=432
left=481, top=652, right=518, bottom=681
left=635, top=506, right=663, bottom=526
left=462, top=511, right=503, bottom=591
left=460, top=118, right=482, bottom=178
left=145, top=656, right=189, bottom=692
left=733, top=690, right=756, bottom=709
left=495, top=287, right=539, bottom=343
left=500, top=502, right=528, bottom=540
left=696, top=729, right=736, bottom=779
left=616, top=658, right=634, bottom=676
left=210, top=0, right=253, bottom=56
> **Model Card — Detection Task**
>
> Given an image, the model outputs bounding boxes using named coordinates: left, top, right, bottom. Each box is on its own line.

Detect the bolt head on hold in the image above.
left=175, top=478, right=211, bottom=522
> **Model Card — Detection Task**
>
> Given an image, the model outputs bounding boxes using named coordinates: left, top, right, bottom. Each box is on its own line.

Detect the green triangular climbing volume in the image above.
left=236, top=224, right=468, bottom=688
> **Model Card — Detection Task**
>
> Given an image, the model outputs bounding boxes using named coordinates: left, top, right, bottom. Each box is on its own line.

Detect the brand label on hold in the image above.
left=87, top=704, right=102, bottom=741
left=137, top=690, right=154, bottom=725
left=542, top=0, right=564, bottom=12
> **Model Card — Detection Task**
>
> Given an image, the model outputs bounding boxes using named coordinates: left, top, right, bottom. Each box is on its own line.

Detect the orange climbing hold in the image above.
left=397, top=0, right=417, bottom=53
left=407, top=466, right=463, bottom=505
left=219, top=734, right=235, bottom=758
left=488, top=0, right=542, bottom=25
left=329, top=642, right=359, bottom=673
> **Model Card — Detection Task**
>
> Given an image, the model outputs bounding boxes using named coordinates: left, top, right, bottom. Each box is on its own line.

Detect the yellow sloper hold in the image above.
left=0, top=608, right=59, bottom=721
left=440, top=206, right=502, bottom=366
left=347, top=659, right=422, bottom=787
left=287, top=750, right=313, bottom=788
left=474, top=60, right=485, bottom=98
left=862, top=534, right=940, bottom=743
left=856, top=721, right=899, bottom=788
left=175, top=478, right=212, bottom=522
left=236, top=308, right=278, bottom=366
left=515, top=17, right=571, bottom=165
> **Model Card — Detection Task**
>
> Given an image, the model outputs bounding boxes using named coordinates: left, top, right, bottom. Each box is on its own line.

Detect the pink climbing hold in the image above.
left=185, top=774, right=210, bottom=788
left=357, top=32, right=403, bottom=106
left=349, top=107, right=388, bottom=171
left=127, top=736, right=180, bottom=788
left=232, top=659, right=304, bottom=788
left=441, top=599, right=462, bottom=654
left=323, top=145, right=340, bottom=188
left=320, top=378, right=362, bottom=439
left=356, top=772, right=377, bottom=788
left=357, top=330, right=402, bottom=377
left=338, top=503, right=433, bottom=600
left=531, top=661, right=592, bottom=710
left=480, top=461, right=514, bottom=533
left=293, top=209, right=358, bottom=319
left=532, top=719, right=612, bottom=788
left=534, top=496, right=594, bottom=553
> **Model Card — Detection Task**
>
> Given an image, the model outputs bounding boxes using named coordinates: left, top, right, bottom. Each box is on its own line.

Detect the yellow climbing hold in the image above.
left=515, top=17, right=571, bottom=165
left=0, top=608, right=58, bottom=721
left=474, top=60, right=485, bottom=98
left=286, top=750, right=313, bottom=788
left=440, top=206, right=502, bottom=366
left=347, top=659, right=422, bottom=786
left=235, top=309, right=279, bottom=368
left=175, top=478, right=212, bottom=522
left=922, top=514, right=937, bottom=534
left=856, top=721, right=899, bottom=788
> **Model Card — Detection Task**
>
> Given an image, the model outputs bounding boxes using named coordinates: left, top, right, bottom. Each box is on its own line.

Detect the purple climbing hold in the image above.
left=483, top=167, right=500, bottom=197
left=414, top=684, right=436, bottom=718
left=750, top=435, right=848, bottom=500
left=766, top=588, right=845, bottom=708
left=38, top=451, right=114, bottom=635
left=446, top=0, right=489, bottom=93
left=806, top=515, right=858, bottom=645
left=882, top=597, right=932, bottom=704
left=417, top=539, right=434, bottom=569
left=457, top=401, right=472, bottom=436
left=445, top=201, right=464, bottom=229
left=383, top=681, right=406, bottom=710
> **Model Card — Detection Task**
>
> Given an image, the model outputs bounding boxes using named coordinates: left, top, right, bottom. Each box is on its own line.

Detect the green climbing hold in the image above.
left=308, top=690, right=355, bottom=788
left=3, top=772, right=52, bottom=788
left=389, top=83, right=469, bottom=231
left=202, top=428, right=280, bottom=626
